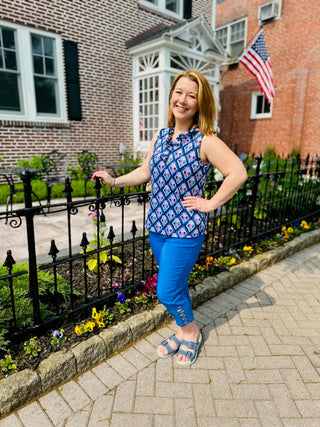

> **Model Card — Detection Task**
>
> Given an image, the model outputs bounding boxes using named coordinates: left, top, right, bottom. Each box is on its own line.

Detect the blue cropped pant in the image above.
left=149, top=232, right=204, bottom=327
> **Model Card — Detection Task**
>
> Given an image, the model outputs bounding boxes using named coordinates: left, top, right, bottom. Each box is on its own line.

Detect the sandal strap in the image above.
left=177, top=348, right=195, bottom=359
left=160, top=334, right=181, bottom=352
left=180, top=339, right=200, bottom=351
left=169, top=334, right=181, bottom=347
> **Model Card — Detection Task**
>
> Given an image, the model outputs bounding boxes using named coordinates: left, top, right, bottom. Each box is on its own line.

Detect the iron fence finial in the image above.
left=3, top=250, right=16, bottom=269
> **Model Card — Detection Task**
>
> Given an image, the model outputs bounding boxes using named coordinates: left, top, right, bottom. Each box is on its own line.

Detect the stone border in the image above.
left=1, top=228, right=320, bottom=417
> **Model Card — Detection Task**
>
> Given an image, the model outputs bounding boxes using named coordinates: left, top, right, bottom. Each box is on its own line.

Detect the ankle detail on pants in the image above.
left=177, top=305, right=189, bottom=326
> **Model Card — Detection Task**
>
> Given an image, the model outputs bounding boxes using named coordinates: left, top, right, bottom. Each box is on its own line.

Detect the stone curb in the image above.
left=1, top=228, right=320, bottom=417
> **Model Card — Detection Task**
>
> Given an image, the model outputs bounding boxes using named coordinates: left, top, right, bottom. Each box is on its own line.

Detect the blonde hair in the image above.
left=167, top=70, right=216, bottom=135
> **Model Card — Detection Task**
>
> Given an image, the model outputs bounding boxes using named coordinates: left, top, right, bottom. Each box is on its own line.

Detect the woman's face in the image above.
left=170, top=77, right=199, bottom=125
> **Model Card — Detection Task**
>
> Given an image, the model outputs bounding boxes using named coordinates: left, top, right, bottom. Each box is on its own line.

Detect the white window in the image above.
left=251, top=92, right=273, bottom=119
left=137, top=53, right=160, bottom=143
left=139, top=0, right=182, bottom=18
left=216, top=18, right=246, bottom=59
left=139, top=75, right=159, bottom=142
left=0, top=21, right=66, bottom=122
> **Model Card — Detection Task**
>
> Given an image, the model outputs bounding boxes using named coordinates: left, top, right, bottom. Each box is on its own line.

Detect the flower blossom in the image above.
left=117, top=292, right=126, bottom=304
left=85, top=321, right=95, bottom=332
left=52, top=329, right=64, bottom=339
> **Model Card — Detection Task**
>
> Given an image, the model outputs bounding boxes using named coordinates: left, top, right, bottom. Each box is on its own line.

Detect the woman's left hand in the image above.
left=181, top=196, right=214, bottom=213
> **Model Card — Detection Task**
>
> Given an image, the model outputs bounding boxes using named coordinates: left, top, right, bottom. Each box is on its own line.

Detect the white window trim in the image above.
left=138, top=0, right=183, bottom=19
left=0, top=20, right=67, bottom=123
left=216, top=17, right=247, bottom=60
left=250, top=91, right=273, bottom=119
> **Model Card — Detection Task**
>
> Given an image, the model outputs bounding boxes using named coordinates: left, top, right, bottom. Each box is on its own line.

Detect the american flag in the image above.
left=239, top=29, right=275, bottom=104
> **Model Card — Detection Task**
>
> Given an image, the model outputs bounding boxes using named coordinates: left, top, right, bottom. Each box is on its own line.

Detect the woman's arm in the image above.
left=181, top=134, right=248, bottom=213
left=91, top=131, right=158, bottom=188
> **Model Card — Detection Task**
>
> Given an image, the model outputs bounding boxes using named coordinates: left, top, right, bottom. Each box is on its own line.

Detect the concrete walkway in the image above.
left=0, top=243, right=319, bottom=426
left=0, top=198, right=145, bottom=264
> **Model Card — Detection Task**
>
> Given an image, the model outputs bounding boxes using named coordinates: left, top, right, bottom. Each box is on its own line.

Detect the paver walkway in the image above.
left=0, top=243, right=319, bottom=426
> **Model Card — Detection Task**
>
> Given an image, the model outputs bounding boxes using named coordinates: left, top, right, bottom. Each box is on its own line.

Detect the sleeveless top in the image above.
left=146, top=127, right=212, bottom=238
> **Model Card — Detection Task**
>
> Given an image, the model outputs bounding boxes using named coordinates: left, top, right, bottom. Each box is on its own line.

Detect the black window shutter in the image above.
left=183, top=0, right=192, bottom=19
left=63, top=40, right=82, bottom=121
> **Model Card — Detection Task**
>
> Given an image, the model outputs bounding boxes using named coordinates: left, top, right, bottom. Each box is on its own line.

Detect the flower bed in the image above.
left=0, top=219, right=319, bottom=380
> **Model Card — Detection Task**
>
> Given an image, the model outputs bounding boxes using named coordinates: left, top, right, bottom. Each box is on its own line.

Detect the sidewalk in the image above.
left=0, top=199, right=145, bottom=264
left=1, top=242, right=319, bottom=426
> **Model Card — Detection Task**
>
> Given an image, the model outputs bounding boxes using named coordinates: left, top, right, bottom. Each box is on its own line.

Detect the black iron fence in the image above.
left=1, top=154, right=320, bottom=347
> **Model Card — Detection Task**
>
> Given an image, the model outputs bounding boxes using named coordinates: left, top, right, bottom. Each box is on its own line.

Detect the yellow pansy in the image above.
left=85, top=321, right=95, bottom=332
left=75, top=326, right=82, bottom=335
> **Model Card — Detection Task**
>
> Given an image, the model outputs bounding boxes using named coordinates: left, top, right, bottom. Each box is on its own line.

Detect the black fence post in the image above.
left=3, top=250, right=17, bottom=329
left=63, top=177, right=75, bottom=307
left=20, top=170, right=41, bottom=324
left=248, top=155, right=263, bottom=237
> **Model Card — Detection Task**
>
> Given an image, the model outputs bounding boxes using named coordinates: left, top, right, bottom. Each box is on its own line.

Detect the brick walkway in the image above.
left=1, top=243, right=319, bottom=426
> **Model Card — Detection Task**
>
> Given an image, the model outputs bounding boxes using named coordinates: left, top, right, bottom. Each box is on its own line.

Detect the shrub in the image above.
left=16, top=156, right=44, bottom=177
left=0, top=262, right=72, bottom=352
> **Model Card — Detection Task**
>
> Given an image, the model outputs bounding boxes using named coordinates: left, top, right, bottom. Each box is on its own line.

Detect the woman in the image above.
left=92, top=70, right=247, bottom=366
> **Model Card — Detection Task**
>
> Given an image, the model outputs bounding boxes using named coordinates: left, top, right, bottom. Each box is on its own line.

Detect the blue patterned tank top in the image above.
left=146, top=127, right=212, bottom=238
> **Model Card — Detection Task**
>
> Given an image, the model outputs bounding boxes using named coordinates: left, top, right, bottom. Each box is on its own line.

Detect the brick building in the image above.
left=0, top=0, right=224, bottom=169
left=215, top=0, right=320, bottom=158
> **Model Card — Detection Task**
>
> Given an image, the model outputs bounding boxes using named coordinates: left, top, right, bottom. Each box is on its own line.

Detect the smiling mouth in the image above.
left=176, top=105, right=188, bottom=112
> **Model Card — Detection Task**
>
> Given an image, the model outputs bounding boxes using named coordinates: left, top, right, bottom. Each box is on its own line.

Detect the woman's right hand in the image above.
left=91, top=169, right=114, bottom=186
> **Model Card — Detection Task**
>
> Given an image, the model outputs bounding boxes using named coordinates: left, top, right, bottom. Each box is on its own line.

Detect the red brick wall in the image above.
left=216, top=0, right=320, bottom=158
left=1, top=0, right=209, bottom=169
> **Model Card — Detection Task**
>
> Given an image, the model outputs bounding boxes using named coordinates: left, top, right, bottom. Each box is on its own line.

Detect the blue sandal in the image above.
left=157, top=334, right=181, bottom=359
left=176, top=332, right=202, bottom=366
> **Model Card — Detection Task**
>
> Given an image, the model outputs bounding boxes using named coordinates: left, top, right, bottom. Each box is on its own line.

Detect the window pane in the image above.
left=31, top=35, right=43, bottom=54
left=34, top=76, right=57, bottom=113
left=230, top=40, right=244, bottom=57
left=138, top=75, right=159, bottom=142
left=45, top=57, right=54, bottom=75
left=4, top=50, right=17, bottom=70
left=166, top=0, right=179, bottom=13
left=0, top=72, right=20, bottom=111
left=231, top=21, right=245, bottom=42
left=2, top=28, right=15, bottom=49
left=33, top=55, right=43, bottom=74
left=256, top=95, right=263, bottom=114
left=44, top=37, right=54, bottom=56
left=216, top=28, right=228, bottom=48
left=264, top=100, right=271, bottom=113
left=1, top=27, right=18, bottom=71
left=32, top=35, right=56, bottom=78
